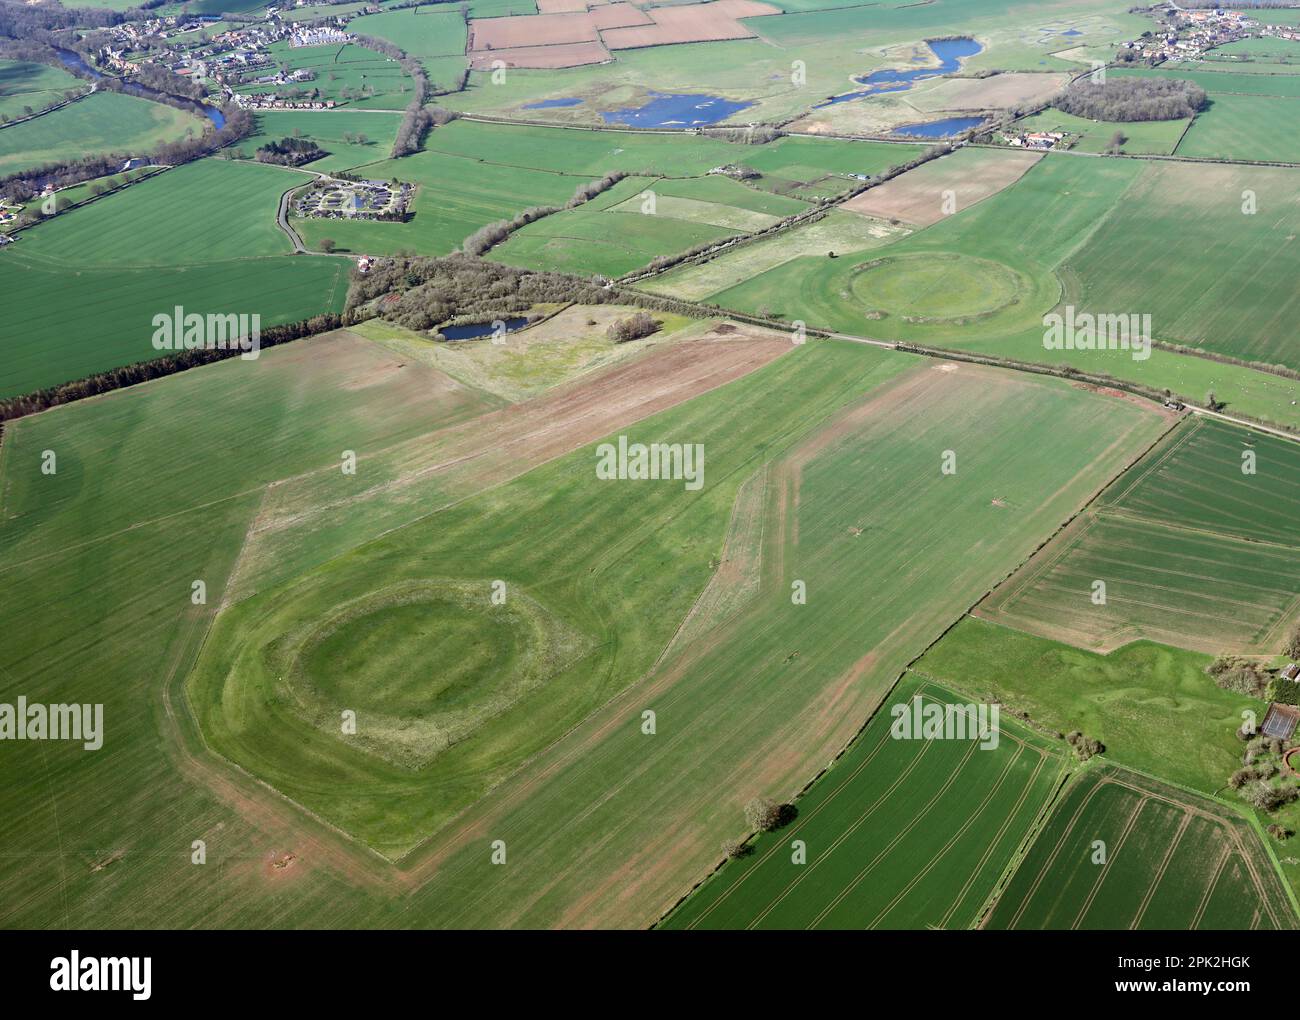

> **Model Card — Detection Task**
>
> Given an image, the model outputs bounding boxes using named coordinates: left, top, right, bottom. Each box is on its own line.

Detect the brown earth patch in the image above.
left=470, top=10, right=604, bottom=48
left=89, top=850, right=125, bottom=873
left=603, top=0, right=779, bottom=49
left=910, top=71, right=1070, bottom=114
left=843, top=149, right=1043, bottom=228
left=469, top=0, right=778, bottom=66
left=227, top=323, right=792, bottom=602
left=537, top=0, right=607, bottom=11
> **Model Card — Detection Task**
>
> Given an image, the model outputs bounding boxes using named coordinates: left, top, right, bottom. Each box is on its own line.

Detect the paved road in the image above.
left=275, top=183, right=307, bottom=253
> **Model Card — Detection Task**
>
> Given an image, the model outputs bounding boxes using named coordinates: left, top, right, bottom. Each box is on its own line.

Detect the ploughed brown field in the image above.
left=467, top=0, right=780, bottom=68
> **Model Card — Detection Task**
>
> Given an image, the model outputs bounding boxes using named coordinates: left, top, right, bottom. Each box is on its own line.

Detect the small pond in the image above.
left=437, top=317, right=530, bottom=342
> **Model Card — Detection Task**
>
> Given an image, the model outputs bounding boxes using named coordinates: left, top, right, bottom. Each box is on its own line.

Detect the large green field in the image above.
left=1112, top=64, right=1300, bottom=98
left=1065, top=160, right=1300, bottom=369
left=0, top=59, right=82, bottom=123
left=422, top=119, right=923, bottom=186
left=661, top=676, right=1067, bottom=929
left=16, top=157, right=297, bottom=264
left=0, top=254, right=348, bottom=398
left=491, top=174, right=811, bottom=277
left=0, top=90, right=207, bottom=177
left=235, top=109, right=402, bottom=173
left=1177, top=93, right=1300, bottom=163
left=489, top=175, right=741, bottom=277
left=234, top=42, right=412, bottom=110
left=640, top=209, right=907, bottom=301
left=348, top=6, right=467, bottom=90
left=985, top=766, right=1295, bottom=929
left=0, top=158, right=348, bottom=397
left=978, top=417, right=1300, bottom=656
left=0, top=332, right=1169, bottom=924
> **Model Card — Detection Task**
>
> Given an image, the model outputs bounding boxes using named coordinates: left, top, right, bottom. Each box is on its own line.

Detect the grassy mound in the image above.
left=851, top=253, right=1024, bottom=323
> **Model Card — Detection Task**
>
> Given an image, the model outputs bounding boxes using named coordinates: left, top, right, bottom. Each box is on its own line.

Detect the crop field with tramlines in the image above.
left=4, top=0, right=1300, bottom=958
left=661, top=676, right=1067, bottom=930
left=985, top=766, right=1296, bottom=930
left=978, top=418, right=1300, bottom=655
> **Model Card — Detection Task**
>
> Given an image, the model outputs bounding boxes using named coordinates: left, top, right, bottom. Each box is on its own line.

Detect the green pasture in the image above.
left=15, top=158, right=297, bottom=265
left=1177, top=93, right=1300, bottom=163
left=492, top=174, right=811, bottom=276
left=235, top=108, right=401, bottom=172
left=1066, top=160, right=1300, bottom=369
left=349, top=7, right=467, bottom=88
left=0, top=253, right=348, bottom=397
left=917, top=618, right=1259, bottom=796
left=235, top=42, right=411, bottom=110
left=0, top=60, right=82, bottom=123
left=1112, top=64, right=1300, bottom=98
left=639, top=210, right=906, bottom=301
left=0, top=90, right=206, bottom=178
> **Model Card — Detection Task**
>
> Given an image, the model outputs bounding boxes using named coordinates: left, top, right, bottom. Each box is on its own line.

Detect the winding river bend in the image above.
left=54, top=46, right=226, bottom=130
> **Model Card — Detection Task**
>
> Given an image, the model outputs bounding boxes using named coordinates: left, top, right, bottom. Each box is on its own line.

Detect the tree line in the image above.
left=461, top=171, right=627, bottom=256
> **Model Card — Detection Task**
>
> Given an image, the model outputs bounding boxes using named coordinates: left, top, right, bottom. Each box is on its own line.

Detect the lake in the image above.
left=437, top=317, right=530, bottom=342
left=819, top=37, right=983, bottom=106
left=600, top=92, right=754, bottom=128
left=523, top=98, right=585, bottom=109
left=891, top=115, right=988, bottom=138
